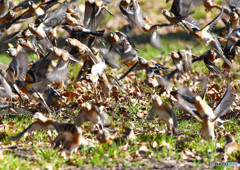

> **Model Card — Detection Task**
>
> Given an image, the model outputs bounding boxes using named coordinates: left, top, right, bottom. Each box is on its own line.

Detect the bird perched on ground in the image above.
left=177, top=84, right=233, bottom=141
left=223, top=134, right=239, bottom=154
left=147, top=94, right=177, bottom=134
left=74, top=102, right=109, bottom=130
left=9, top=112, right=79, bottom=141
left=51, top=126, right=83, bottom=155
left=97, top=128, right=113, bottom=145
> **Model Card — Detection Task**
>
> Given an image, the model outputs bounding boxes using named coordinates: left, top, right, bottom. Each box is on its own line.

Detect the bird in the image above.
left=192, top=49, right=223, bottom=75
left=97, top=128, right=113, bottom=145
left=83, top=0, right=113, bottom=31
left=66, top=37, right=98, bottom=64
left=222, top=0, right=240, bottom=36
left=0, top=0, right=14, bottom=18
left=223, top=134, right=239, bottom=154
left=46, top=46, right=80, bottom=84
left=74, top=102, right=109, bottom=130
left=2, top=44, right=29, bottom=101
left=9, top=112, right=79, bottom=141
left=119, top=0, right=172, bottom=49
left=161, top=0, right=194, bottom=32
left=108, top=31, right=138, bottom=67
left=187, top=8, right=234, bottom=69
left=9, top=112, right=56, bottom=141
left=191, top=0, right=222, bottom=12
left=15, top=80, right=52, bottom=113
left=170, top=49, right=192, bottom=73
left=51, top=126, right=83, bottom=155
left=0, top=73, right=13, bottom=99
left=147, top=94, right=177, bottom=134
left=119, top=56, right=170, bottom=88
left=177, top=84, right=233, bottom=141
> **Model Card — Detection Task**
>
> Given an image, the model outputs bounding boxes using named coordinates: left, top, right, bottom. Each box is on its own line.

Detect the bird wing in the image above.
left=9, top=122, right=42, bottom=141
left=202, top=8, right=223, bottom=32
left=42, top=1, right=69, bottom=28
left=226, top=0, right=240, bottom=10
left=7, top=50, right=29, bottom=82
left=51, top=121, right=78, bottom=135
left=99, top=48, right=120, bottom=69
left=166, top=105, right=178, bottom=128
left=203, top=57, right=223, bottom=75
left=200, top=76, right=208, bottom=99
left=118, top=62, right=141, bottom=80
left=132, top=1, right=145, bottom=28
left=150, top=31, right=162, bottom=50
left=182, top=51, right=192, bottom=72
left=170, top=0, right=193, bottom=17
left=147, top=106, right=155, bottom=120
left=163, top=69, right=179, bottom=80
left=211, top=35, right=234, bottom=69
left=212, top=84, right=234, bottom=121
left=0, top=75, right=12, bottom=98
left=177, top=94, right=203, bottom=122
left=107, top=74, right=126, bottom=93
left=154, top=74, right=174, bottom=88
left=74, top=110, right=89, bottom=126
left=46, top=58, right=69, bottom=83
left=52, top=132, right=72, bottom=150
left=177, top=85, right=196, bottom=104
left=184, top=17, right=202, bottom=30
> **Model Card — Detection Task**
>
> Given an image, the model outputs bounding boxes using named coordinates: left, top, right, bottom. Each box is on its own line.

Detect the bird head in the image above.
left=152, top=94, right=163, bottom=106
left=108, top=32, right=119, bottom=43
left=191, top=27, right=200, bottom=34
left=138, top=57, right=148, bottom=64
left=66, top=38, right=77, bottom=47
left=28, top=1, right=35, bottom=7
left=33, top=112, right=48, bottom=122
left=81, top=102, right=92, bottom=110
left=170, top=51, right=181, bottom=61
left=0, top=69, right=5, bottom=77
left=161, top=9, right=171, bottom=17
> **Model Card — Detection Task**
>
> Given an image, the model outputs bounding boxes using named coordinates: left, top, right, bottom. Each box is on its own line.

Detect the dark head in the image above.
left=47, top=87, right=61, bottom=100
left=191, top=27, right=199, bottom=33
left=15, top=80, right=26, bottom=88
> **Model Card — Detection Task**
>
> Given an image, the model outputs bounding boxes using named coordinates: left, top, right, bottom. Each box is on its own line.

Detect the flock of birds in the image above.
left=0, top=0, right=239, bottom=156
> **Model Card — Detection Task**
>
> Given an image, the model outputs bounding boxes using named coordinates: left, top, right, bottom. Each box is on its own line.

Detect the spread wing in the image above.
left=202, top=8, right=223, bottom=32
left=74, top=110, right=89, bottom=126
left=9, top=122, right=43, bottom=141
left=177, top=85, right=196, bottom=104
left=177, top=94, right=203, bottom=122
left=213, top=84, right=234, bottom=121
